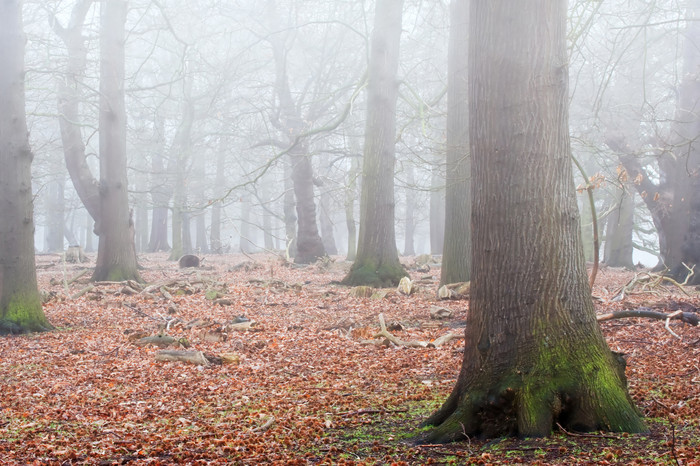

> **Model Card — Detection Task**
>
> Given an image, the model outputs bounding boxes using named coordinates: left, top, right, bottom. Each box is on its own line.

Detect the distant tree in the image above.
left=606, top=1, right=700, bottom=283
left=0, top=0, right=52, bottom=334
left=418, top=0, right=646, bottom=442
left=440, top=0, right=471, bottom=286
left=266, top=0, right=326, bottom=264
left=343, top=0, right=408, bottom=287
left=93, top=0, right=140, bottom=282
left=604, top=185, right=635, bottom=268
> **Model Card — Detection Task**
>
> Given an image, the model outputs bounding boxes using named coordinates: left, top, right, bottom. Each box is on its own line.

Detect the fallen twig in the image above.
left=556, top=422, right=620, bottom=440
left=338, top=408, right=408, bottom=417
left=123, top=303, right=163, bottom=322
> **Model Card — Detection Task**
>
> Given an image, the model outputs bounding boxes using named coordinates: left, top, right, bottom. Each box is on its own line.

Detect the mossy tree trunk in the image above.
left=0, top=0, right=52, bottom=334
left=418, top=0, right=646, bottom=442
left=93, top=0, right=141, bottom=282
left=440, top=0, right=471, bottom=286
left=342, top=0, right=407, bottom=287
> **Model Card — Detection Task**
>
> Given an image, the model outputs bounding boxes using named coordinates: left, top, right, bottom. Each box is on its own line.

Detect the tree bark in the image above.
left=440, top=0, right=471, bottom=286
left=52, top=0, right=101, bottom=229
left=267, top=0, right=325, bottom=264
left=604, top=186, right=635, bottom=268
left=93, top=0, right=141, bottom=282
left=0, top=0, right=52, bottom=334
left=343, top=0, right=407, bottom=287
left=419, top=0, right=646, bottom=442
left=402, top=164, right=416, bottom=256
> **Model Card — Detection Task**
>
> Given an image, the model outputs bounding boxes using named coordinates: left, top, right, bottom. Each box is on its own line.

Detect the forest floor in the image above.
left=1, top=252, right=699, bottom=465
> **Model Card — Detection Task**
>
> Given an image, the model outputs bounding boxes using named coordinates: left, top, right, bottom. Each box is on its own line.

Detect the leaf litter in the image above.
left=0, top=254, right=698, bottom=464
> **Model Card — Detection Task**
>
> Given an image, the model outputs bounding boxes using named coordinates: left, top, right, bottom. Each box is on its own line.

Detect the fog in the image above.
left=22, top=0, right=694, bottom=268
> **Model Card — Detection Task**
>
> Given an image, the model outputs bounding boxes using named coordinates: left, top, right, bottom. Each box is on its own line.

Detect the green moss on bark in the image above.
left=1, top=293, right=52, bottom=334
left=342, top=260, right=408, bottom=287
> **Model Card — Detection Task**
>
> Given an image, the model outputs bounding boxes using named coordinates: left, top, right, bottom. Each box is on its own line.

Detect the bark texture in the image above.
left=0, top=0, right=52, bottom=334
left=419, top=0, right=646, bottom=442
left=440, top=0, right=471, bottom=286
left=93, top=0, right=141, bottom=282
left=343, top=0, right=407, bottom=287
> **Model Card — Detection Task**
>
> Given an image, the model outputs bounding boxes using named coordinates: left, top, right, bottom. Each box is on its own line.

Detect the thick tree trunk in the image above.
left=343, top=0, right=407, bottom=287
left=0, top=0, right=52, bottom=334
left=93, top=0, right=141, bottom=282
left=419, top=0, right=645, bottom=442
left=440, top=0, right=471, bottom=286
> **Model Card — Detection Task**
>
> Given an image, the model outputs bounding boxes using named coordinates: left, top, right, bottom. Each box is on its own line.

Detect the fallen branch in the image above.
left=338, top=408, right=408, bottom=417
left=67, top=269, right=88, bottom=286
left=155, top=350, right=210, bottom=366
left=597, top=308, right=698, bottom=326
left=70, top=284, right=94, bottom=300
left=123, top=303, right=164, bottom=323
left=556, top=422, right=620, bottom=440
left=359, top=314, right=462, bottom=348
left=253, top=415, right=275, bottom=432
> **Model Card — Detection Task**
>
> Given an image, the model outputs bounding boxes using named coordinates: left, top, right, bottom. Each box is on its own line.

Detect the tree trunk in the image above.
left=210, top=138, right=226, bottom=253
left=52, top=0, right=101, bottom=228
left=402, top=164, right=416, bottom=256
left=283, top=159, right=297, bottom=258
left=343, top=0, right=407, bottom=287
left=419, top=0, right=646, bottom=442
left=240, top=194, right=256, bottom=254
left=291, top=153, right=325, bottom=263
left=148, top=120, right=171, bottom=252
left=44, top=178, right=66, bottom=252
left=345, top=155, right=360, bottom=261
left=0, top=0, right=52, bottom=334
left=266, top=1, right=326, bottom=264
left=93, top=0, right=141, bottom=282
left=440, top=0, right=471, bottom=286
left=604, top=186, right=635, bottom=268
left=429, top=155, right=445, bottom=256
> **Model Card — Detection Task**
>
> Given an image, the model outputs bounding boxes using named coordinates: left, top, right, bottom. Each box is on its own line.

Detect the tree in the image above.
left=93, top=0, right=141, bottom=282
left=440, top=0, right=471, bottom=286
left=0, top=0, right=52, bottom=334
left=343, top=0, right=408, bottom=287
left=418, top=0, right=646, bottom=442
left=606, top=1, right=700, bottom=283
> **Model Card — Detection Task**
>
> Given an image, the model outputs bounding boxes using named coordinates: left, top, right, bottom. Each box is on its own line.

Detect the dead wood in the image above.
left=70, top=284, right=94, bottom=300
left=67, top=269, right=88, bottom=285
left=155, top=350, right=211, bottom=366
left=133, top=334, right=181, bottom=348
left=360, top=313, right=461, bottom=348
left=597, top=308, right=699, bottom=326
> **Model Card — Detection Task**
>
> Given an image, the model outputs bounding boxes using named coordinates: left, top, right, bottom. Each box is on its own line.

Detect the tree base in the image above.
left=415, top=348, right=647, bottom=443
left=341, top=260, right=408, bottom=287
